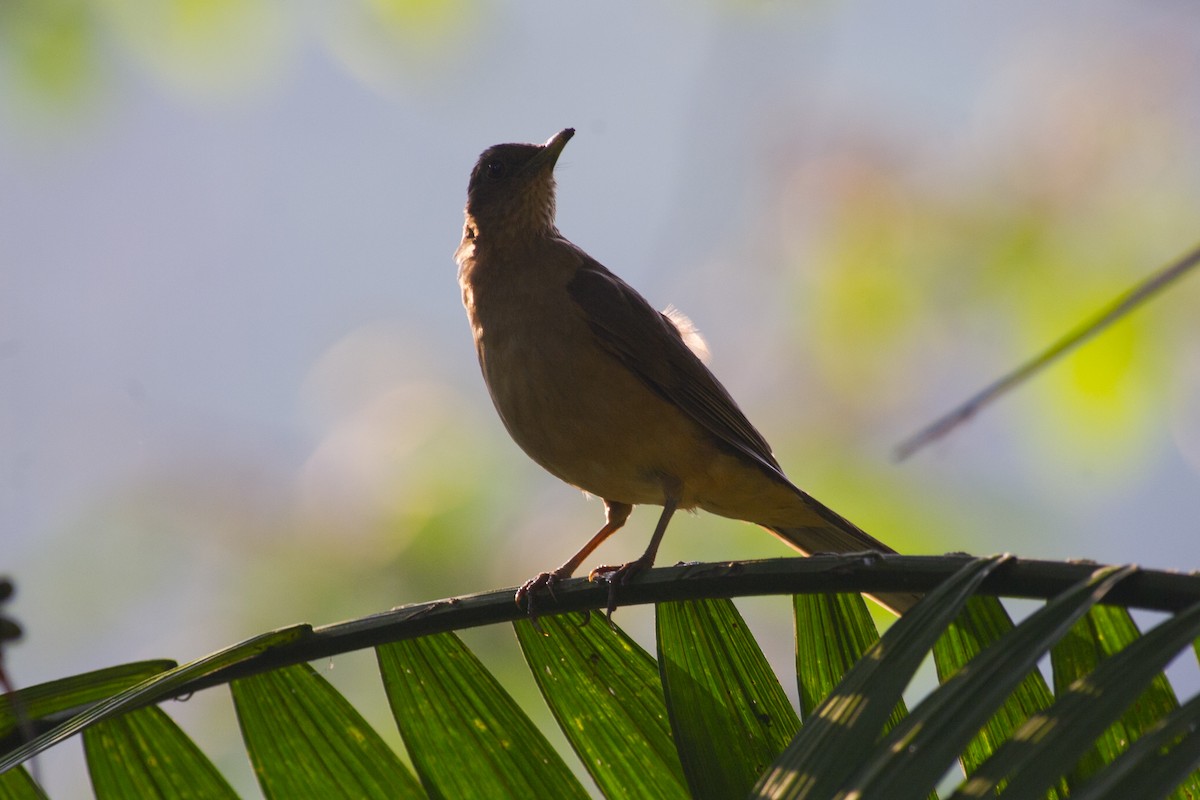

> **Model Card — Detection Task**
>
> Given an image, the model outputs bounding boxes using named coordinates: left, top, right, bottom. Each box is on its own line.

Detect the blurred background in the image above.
left=3, top=0, right=1200, bottom=794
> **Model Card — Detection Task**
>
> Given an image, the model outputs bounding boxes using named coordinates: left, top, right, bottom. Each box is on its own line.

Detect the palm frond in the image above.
left=3, top=555, right=1200, bottom=799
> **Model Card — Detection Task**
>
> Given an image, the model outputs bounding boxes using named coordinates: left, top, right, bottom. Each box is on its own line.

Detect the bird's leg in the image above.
left=516, top=501, right=632, bottom=621
left=590, top=484, right=680, bottom=620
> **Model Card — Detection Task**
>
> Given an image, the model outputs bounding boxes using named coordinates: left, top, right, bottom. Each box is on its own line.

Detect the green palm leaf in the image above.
left=0, top=765, right=47, bottom=799
left=843, top=565, right=1133, bottom=798
left=657, top=597, right=800, bottom=799
left=1071, top=692, right=1200, bottom=800
left=932, top=596, right=1059, bottom=783
left=754, top=554, right=1006, bottom=799
left=514, top=612, right=688, bottom=799
left=83, top=706, right=236, bottom=799
left=4, top=556, right=1200, bottom=798
left=946, top=599, right=1200, bottom=798
left=1050, top=604, right=1190, bottom=792
left=377, top=632, right=588, bottom=800
left=232, top=663, right=422, bottom=799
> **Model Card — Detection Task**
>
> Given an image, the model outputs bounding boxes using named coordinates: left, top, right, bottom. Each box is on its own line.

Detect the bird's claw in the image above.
left=588, top=557, right=651, bottom=624
left=515, top=571, right=566, bottom=634
left=516, top=571, right=562, bottom=605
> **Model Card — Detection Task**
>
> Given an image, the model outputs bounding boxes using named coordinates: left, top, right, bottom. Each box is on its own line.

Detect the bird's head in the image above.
left=462, top=128, right=574, bottom=243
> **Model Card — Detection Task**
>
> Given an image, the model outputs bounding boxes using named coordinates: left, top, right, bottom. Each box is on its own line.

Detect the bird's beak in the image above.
left=530, top=128, right=574, bottom=172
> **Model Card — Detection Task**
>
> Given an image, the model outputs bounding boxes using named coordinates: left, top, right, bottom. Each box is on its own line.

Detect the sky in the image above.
left=3, top=0, right=1200, bottom=794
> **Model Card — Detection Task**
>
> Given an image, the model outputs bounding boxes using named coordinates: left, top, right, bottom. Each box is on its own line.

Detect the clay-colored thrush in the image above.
left=456, top=129, right=917, bottom=616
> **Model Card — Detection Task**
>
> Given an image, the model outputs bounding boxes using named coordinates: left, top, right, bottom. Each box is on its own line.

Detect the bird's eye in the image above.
left=485, top=160, right=506, bottom=178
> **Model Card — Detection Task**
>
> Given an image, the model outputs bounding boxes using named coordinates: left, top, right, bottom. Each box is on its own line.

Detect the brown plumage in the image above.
left=456, top=128, right=917, bottom=616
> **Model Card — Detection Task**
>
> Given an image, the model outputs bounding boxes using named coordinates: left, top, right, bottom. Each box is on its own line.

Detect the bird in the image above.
left=455, top=128, right=918, bottom=618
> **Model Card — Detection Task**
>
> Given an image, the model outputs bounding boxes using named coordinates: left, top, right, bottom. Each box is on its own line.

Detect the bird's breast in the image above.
left=462, top=263, right=678, bottom=504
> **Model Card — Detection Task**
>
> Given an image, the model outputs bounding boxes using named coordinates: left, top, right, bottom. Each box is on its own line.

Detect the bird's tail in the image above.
left=766, top=493, right=921, bottom=615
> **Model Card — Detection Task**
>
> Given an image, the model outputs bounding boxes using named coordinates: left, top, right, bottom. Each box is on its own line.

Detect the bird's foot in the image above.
left=515, top=571, right=568, bottom=633
left=588, top=556, right=652, bottom=623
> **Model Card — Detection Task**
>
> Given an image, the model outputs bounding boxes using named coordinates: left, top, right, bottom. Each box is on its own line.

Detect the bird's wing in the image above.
left=566, top=254, right=785, bottom=477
